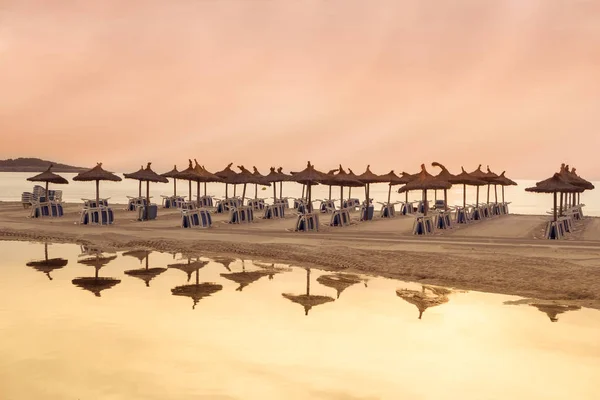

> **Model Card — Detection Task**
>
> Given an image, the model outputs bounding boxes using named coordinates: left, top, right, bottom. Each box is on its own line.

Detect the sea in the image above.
left=1, top=172, right=598, bottom=216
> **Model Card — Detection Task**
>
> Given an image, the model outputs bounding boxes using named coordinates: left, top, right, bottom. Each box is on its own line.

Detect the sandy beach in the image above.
left=1, top=201, right=599, bottom=309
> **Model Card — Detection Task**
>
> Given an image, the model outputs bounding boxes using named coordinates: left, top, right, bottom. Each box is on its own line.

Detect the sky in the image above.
left=1, top=0, right=599, bottom=178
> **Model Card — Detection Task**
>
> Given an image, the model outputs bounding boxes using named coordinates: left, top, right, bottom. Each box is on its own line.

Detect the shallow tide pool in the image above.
left=0, top=241, right=599, bottom=399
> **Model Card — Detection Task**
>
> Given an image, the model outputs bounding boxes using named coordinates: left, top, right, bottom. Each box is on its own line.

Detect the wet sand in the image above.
left=1, top=201, right=600, bottom=309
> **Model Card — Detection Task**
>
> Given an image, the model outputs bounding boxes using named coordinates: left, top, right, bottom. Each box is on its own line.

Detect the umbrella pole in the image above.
left=476, top=187, right=479, bottom=207
left=279, top=181, right=283, bottom=202
left=559, top=192, right=563, bottom=216
left=423, top=189, right=428, bottom=216
left=463, top=184, right=466, bottom=208
left=45, top=181, right=49, bottom=199
left=486, top=184, right=490, bottom=204
left=225, top=183, right=229, bottom=199
left=44, top=243, right=48, bottom=260
left=494, top=185, right=498, bottom=204
left=444, top=189, right=448, bottom=211
left=349, top=187, right=352, bottom=199
left=329, top=185, right=332, bottom=201
left=387, top=184, right=392, bottom=205
left=188, top=180, right=192, bottom=202
left=502, top=185, right=505, bottom=203
left=273, top=182, right=277, bottom=204
left=204, top=182, right=207, bottom=198
left=197, top=181, right=201, bottom=206
left=306, top=268, right=310, bottom=296
left=242, top=184, right=247, bottom=202
left=301, top=184, right=305, bottom=200
left=234, top=184, right=237, bottom=197
left=434, top=190, right=437, bottom=202
left=138, top=181, right=142, bottom=197
left=174, top=179, right=177, bottom=197
left=255, top=183, right=258, bottom=200
left=146, top=181, right=150, bottom=220
left=96, top=180, right=100, bottom=206
left=553, top=192, right=557, bottom=222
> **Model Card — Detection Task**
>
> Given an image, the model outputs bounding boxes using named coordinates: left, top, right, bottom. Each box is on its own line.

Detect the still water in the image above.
left=2, top=172, right=599, bottom=216
left=0, top=241, right=599, bottom=399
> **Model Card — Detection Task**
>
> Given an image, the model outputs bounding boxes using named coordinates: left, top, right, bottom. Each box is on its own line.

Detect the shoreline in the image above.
left=1, top=201, right=600, bottom=309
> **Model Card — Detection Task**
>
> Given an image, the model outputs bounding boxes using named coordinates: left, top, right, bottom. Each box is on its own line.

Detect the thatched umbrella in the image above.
left=482, top=166, right=499, bottom=205
left=250, top=166, right=268, bottom=200
left=430, top=162, right=459, bottom=211
left=396, top=285, right=450, bottom=320
left=291, top=162, right=328, bottom=212
left=27, top=164, right=69, bottom=199
left=494, top=171, right=518, bottom=204
left=73, top=253, right=120, bottom=297
left=276, top=167, right=292, bottom=202
left=282, top=268, right=335, bottom=316
left=531, top=303, right=581, bottom=323
left=316, top=273, right=363, bottom=299
left=525, top=173, right=583, bottom=222
left=168, top=258, right=209, bottom=282
left=357, top=165, right=386, bottom=216
left=188, top=160, right=223, bottom=205
left=560, top=164, right=595, bottom=210
left=171, top=267, right=222, bottom=309
left=397, top=164, right=451, bottom=216
left=446, top=167, right=487, bottom=209
left=225, top=165, right=270, bottom=203
left=215, top=163, right=239, bottom=198
left=26, top=243, right=68, bottom=280
left=126, top=165, right=144, bottom=197
left=319, top=166, right=364, bottom=209
left=161, top=165, right=180, bottom=197
left=467, top=165, right=490, bottom=207
left=379, top=170, right=413, bottom=206
left=124, top=162, right=168, bottom=218
left=72, top=163, right=122, bottom=205
left=265, top=167, right=283, bottom=203
left=174, top=160, right=203, bottom=203
left=123, top=250, right=166, bottom=287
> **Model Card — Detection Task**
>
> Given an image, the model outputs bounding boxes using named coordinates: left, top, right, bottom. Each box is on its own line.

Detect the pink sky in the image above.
left=1, top=0, right=599, bottom=178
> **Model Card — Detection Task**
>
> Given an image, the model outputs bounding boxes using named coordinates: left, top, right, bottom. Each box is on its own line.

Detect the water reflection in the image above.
left=396, top=285, right=451, bottom=319
left=212, top=256, right=236, bottom=271
left=282, top=268, right=335, bottom=316
left=167, top=257, right=207, bottom=282
left=170, top=260, right=222, bottom=309
left=25, top=243, right=68, bottom=280
left=123, top=249, right=166, bottom=287
left=221, top=260, right=276, bottom=291
left=72, top=250, right=121, bottom=297
left=316, top=273, right=365, bottom=299
left=504, top=299, right=582, bottom=322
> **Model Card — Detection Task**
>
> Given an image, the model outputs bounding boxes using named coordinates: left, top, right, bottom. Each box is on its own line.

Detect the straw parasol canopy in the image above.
left=225, top=165, right=270, bottom=202
left=316, top=273, right=363, bottom=299
left=190, top=160, right=223, bottom=203
left=72, top=163, right=122, bottom=205
left=126, top=165, right=145, bottom=197
left=73, top=252, right=120, bottom=297
left=27, top=164, right=69, bottom=197
left=171, top=282, right=223, bottom=310
left=123, top=249, right=166, bottom=287
left=215, top=162, right=239, bottom=198
left=26, top=243, right=68, bottom=280
left=78, top=254, right=118, bottom=269
left=220, top=270, right=272, bottom=291
left=492, top=171, right=518, bottom=204
left=161, top=165, right=180, bottom=196
left=430, top=162, right=458, bottom=210
left=320, top=166, right=364, bottom=208
left=357, top=165, right=386, bottom=213
left=396, top=285, right=451, bottom=319
left=124, top=163, right=168, bottom=216
left=174, top=160, right=202, bottom=202
left=251, top=166, right=269, bottom=199
left=566, top=167, right=594, bottom=190
left=282, top=268, right=335, bottom=316
left=379, top=170, right=415, bottom=206
left=464, top=164, right=492, bottom=207
left=291, top=162, right=329, bottom=211
left=525, top=173, right=583, bottom=221
left=398, top=164, right=451, bottom=216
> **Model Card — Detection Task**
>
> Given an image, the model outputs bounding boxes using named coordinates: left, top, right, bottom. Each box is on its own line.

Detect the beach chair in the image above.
left=21, top=192, right=34, bottom=209
left=295, top=212, right=319, bottom=232
left=379, top=202, right=397, bottom=218
left=228, top=206, right=254, bottom=224
left=434, top=210, right=452, bottom=229
left=413, top=215, right=435, bottom=235
left=277, top=198, right=290, bottom=209
left=455, top=206, right=472, bottom=224
left=81, top=206, right=114, bottom=225
left=247, top=198, right=266, bottom=211
left=137, top=204, right=158, bottom=221
left=263, top=204, right=285, bottom=219
left=544, top=220, right=565, bottom=240
left=359, top=202, right=375, bottom=221
left=181, top=209, right=212, bottom=228
left=319, top=200, right=336, bottom=213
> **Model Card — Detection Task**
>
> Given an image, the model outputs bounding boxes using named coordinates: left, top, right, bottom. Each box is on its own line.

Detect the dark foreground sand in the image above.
left=1, top=201, right=600, bottom=309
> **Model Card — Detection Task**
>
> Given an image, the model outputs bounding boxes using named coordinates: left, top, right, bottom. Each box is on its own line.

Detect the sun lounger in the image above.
left=181, top=209, right=212, bottom=228
left=413, top=215, right=435, bottom=235
left=295, top=212, right=319, bottom=232
left=80, top=206, right=114, bottom=225
left=228, top=206, right=254, bottom=224
left=247, top=198, right=266, bottom=211
left=137, top=204, right=158, bottom=221
left=319, top=200, right=336, bottom=213
left=434, top=210, right=452, bottom=229
left=379, top=202, right=397, bottom=218
left=359, top=202, right=374, bottom=221
left=544, top=220, right=565, bottom=240
left=329, top=209, right=351, bottom=227
left=263, top=204, right=285, bottom=219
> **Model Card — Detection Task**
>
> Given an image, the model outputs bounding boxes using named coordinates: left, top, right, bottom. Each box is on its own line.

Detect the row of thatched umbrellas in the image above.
left=27, top=161, right=593, bottom=221
left=525, top=164, right=595, bottom=222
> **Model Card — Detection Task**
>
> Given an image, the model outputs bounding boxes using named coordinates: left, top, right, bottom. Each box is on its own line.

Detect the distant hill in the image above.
left=0, top=158, right=88, bottom=172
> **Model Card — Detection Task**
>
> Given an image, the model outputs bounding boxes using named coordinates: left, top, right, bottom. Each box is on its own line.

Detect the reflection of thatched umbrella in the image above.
left=212, top=257, right=237, bottom=272
left=73, top=253, right=120, bottom=297
left=171, top=267, right=222, bottom=309
left=175, top=160, right=203, bottom=202
left=73, top=163, right=122, bottom=205
left=26, top=243, right=68, bottom=280
left=253, top=262, right=293, bottom=279
left=221, top=270, right=272, bottom=291
left=161, top=165, right=180, bottom=196
left=27, top=164, right=69, bottom=198
left=168, top=259, right=209, bottom=282
left=124, top=162, right=168, bottom=217
left=531, top=303, right=581, bottom=322
left=396, top=285, right=451, bottom=319
left=291, top=162, right=328, bottom=212
left=525, top=174, right=583, bottom=222
left=398, top=165, right=451, bottom=216
left=316, top=273, right=363, bottom=299
left=123, top=250, right=166, bottom=287
left=282, top=268, right=335, bottom=316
